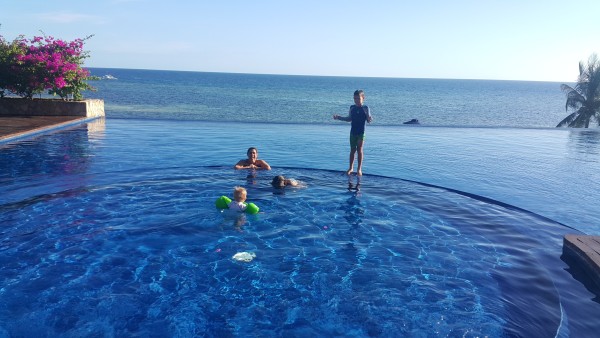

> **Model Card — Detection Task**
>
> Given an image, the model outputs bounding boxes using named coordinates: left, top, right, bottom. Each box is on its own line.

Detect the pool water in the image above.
left=1, top=119, right=599, bottom=337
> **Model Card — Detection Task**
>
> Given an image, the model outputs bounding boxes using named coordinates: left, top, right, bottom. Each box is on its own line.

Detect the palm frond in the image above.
left=556, top=111, right=578, bottom=127
left=558, top=53, right=600, bottom=128
left=561, top=84, right=584, bottom=110
left=560, top=83, right=575, bottom=93
left=572, top=110, right=590, bottom=128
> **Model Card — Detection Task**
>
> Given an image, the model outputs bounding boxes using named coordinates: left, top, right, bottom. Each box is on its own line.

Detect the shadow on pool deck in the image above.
left=0, top=116, right=91, bottom=143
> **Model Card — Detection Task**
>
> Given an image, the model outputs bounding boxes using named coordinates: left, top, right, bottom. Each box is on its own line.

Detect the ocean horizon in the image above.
left=86, top=67, right=575, bottom=129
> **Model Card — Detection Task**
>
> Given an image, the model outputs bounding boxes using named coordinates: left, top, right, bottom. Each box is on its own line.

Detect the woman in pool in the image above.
left=271, top=175, right=304, bottom=188
left=234, top=147, right=271, bottom=170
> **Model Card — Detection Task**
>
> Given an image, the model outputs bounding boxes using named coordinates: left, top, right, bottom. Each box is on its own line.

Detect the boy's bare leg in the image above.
left=347, top=148, right=356, bottom=175
left=356, top=141, right=364, bottom=176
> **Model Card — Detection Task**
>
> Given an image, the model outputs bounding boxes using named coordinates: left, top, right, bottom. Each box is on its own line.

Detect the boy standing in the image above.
left=333, top=89, right=373, bottom=176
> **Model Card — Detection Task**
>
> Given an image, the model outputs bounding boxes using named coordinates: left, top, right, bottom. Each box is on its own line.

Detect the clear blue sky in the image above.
left=1, top=0, right=598, bottom=82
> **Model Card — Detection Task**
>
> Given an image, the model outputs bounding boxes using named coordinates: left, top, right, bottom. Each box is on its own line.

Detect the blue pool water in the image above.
left=1, top=119, right=599, bottom=337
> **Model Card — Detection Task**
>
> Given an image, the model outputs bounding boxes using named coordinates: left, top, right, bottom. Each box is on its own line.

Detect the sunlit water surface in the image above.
left=1, top=119, right=599, bottom=337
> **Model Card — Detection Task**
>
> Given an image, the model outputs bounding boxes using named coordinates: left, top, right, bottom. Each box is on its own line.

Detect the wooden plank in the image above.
left=563, top=234, right=600, bottom=289
left=0, top=116, right=84, bottom=141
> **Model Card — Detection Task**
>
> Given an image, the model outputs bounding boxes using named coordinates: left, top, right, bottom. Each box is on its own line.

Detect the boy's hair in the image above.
left=247, top=147, right=257, bottom=155
left=353, top=89, right=364, bottom=97
left=271, top=175, right=285, bottom=188
left=233, top=186, right=247, bottom=201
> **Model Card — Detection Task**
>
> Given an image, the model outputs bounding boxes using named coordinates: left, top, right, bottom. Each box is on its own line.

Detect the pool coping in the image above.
left=0, top=116, right=99, bottom=144
left=0, top=97, right=105, bottom=144
left=563, top=235, right=600, bottom=291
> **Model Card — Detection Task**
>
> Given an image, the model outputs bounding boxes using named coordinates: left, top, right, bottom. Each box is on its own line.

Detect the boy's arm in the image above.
left=333, top=106, right=353, bottom=122
left=366, top=107, right=373, bottom=123
left=333, top=114, right=351, bottom=122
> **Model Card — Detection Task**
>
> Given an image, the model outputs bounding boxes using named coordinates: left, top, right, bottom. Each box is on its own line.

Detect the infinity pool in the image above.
left=1, top=119, right=599, bottom=337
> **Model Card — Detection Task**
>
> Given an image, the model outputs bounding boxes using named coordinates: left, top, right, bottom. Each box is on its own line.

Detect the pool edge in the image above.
left=0, top=116, right=101, bottom=144
left=562, top=235, right=600, bottom=292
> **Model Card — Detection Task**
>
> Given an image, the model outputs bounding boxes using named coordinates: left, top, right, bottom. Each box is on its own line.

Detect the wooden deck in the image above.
left=563, top=235, right=600, bottom=290
left=0, top=115, right=88, bottom=142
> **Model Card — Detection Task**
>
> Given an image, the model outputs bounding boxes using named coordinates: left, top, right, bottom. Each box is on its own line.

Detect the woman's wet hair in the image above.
left=271, top=175, right=285, bottom=188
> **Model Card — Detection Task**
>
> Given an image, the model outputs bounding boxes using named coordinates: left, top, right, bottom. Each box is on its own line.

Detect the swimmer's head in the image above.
left=233, top=186, right=247, bottom=202
left=247, top=147, right=258, bottom=159
left=271, top=175, right=286, bottom=188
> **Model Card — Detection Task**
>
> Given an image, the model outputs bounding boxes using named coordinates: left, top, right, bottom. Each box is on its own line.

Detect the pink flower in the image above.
left=54, top=77, right=67, bottom=88
left=2, top=33, right=94, bottom=99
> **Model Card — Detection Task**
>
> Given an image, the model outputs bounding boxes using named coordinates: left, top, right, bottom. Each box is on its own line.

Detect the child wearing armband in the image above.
left=228, top=186, right=248, bottom=212
left=215, top=186, right=260, bottom=214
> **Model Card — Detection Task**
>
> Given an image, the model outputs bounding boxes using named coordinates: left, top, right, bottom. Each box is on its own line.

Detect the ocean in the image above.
left=87, top=68, right=570, bottom=128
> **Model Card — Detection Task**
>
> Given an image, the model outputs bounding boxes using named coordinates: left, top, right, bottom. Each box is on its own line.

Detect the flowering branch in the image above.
left=0, top=32, right=96, bottom=100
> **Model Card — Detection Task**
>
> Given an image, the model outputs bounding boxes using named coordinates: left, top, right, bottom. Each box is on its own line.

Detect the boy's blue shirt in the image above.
left=349, top=105, right=371, bottom=135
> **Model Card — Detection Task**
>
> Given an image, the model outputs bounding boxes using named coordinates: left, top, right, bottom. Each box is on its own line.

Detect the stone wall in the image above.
left=0, top=98, right=105, bottom=117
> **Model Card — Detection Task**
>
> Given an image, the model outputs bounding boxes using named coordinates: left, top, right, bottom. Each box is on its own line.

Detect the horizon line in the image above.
left=85, top=66, right=574, bottom=84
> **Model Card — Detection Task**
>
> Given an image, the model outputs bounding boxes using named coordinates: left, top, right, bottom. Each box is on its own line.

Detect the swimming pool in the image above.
left=1, top=119, right=599, bottom=337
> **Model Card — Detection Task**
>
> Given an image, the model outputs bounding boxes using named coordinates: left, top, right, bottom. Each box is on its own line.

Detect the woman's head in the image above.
left=247, top=147, right=258, bottom=158
left=271, top=175, right=286, bottom=188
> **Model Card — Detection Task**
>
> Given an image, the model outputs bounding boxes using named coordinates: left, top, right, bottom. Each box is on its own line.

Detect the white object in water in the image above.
left=102, top=74, right=117, bottom=80
left=232, top=252, right=256, bottom=262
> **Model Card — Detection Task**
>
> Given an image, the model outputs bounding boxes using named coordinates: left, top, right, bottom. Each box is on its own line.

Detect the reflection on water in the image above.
left=342, top=194, right=364, bottom=228
left=87, top=117, right=106, bottom=139
left=569, top=129, right=600, bottom=157
left=347, top=174, right=362, bottom=194
left=0, top=119, right=106, bottom=178
left=342, top=176, right=364, bottom=228
left=246, top=171, right=258, bottom=185
left=0, top=118, right=106, bottom=206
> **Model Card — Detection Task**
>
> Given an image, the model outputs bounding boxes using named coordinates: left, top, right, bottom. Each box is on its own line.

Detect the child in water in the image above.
left=228, top=186, right=249, bottom=212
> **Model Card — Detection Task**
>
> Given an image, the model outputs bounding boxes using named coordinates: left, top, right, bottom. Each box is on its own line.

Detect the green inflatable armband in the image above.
left=216, top=195, right=259, bottom=214
left=216, top=195, right=232, bottom=209
left=245, top=203, right=259, bottom=215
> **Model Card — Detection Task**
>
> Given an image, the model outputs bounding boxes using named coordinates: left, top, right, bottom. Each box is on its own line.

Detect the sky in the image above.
left=1, top=0, right=599, bottom=82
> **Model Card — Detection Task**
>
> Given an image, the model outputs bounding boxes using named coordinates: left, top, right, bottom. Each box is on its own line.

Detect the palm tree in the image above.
left=557, top=54, right=600, bottom=128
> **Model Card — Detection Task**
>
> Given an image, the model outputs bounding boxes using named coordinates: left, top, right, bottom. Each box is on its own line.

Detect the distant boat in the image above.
left=403, top=118, right=420, bottom=125
left=102, top=75, right=117, bottom=80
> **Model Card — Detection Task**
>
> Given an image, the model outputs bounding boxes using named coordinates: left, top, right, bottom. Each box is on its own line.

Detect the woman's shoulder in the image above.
left=256, top=159, right=270, bottom=165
